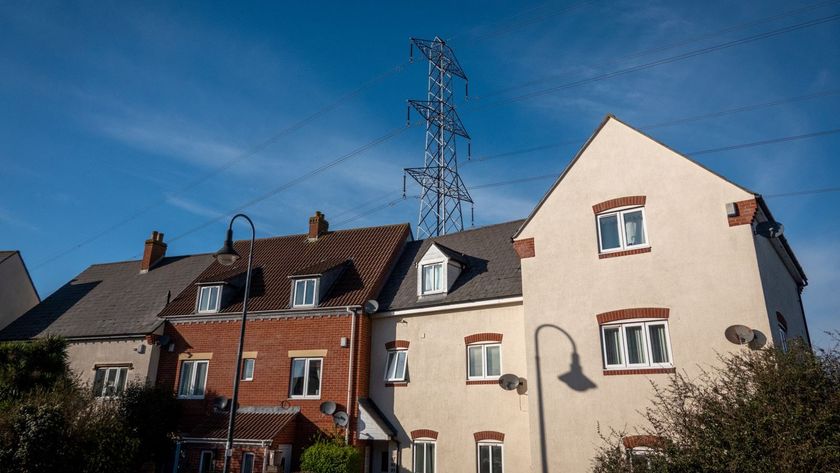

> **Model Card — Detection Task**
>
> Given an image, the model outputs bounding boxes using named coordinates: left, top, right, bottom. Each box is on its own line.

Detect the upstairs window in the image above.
left=385, top=349, right=408, bottom=382
left=93, top=366, right=128, bottom=397
left=468, top=344, right=502, bottom=380
left=293, top=278, right=317, bottom=307
left=198, top=285, right=222, bottom=313
left=241, top=358, right=255, bottom=381
left=178, top=360, right=209, bottom=399
left=597, top=208, right=648, bottom=253
left=777, top=313, right=789, bottom=352
left=290, top=357, right=322, bottom=398
left=602, top=321, right=672, bottom=369
left=421, top=262, right=444, bottom=295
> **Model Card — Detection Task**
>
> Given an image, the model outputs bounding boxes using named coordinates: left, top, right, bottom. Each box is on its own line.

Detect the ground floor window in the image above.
left=414, top=441, right=436, bottom=473
left=199, top=450, right=214, bottom=473
left=242, top=452, right=255, bottom=473
left=477, top=443, right=503, bottom=473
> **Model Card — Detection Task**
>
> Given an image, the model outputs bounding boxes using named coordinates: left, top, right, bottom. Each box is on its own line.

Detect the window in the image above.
left=198, top=285, right=222, bottom=313
left=92, top=366, right=128, bottom=397
left=199, top=450, right=214, bottom=473
left=421, top=262, right=444, bottom=295
left=601, top=321, right=672, bottom=369
left=289, top=357, right=322, bottom=398
left=242, top=358, right=255, bottom=381
left=468, top=344, right=502, bottom=379
left=293, top=279, right=317, bottom=307
left=414, top=441, right=436, bottom=473
left=597, top=207, right=648, bottom=253
left=778, top=324, right=789, bottom=352
left=385, top=350, right=408, bottom=382
left=477, top=443, right=503, bottom=473
left=178, top=360, right=209, bottom=399
left=242, top=452, right=254, bottom=473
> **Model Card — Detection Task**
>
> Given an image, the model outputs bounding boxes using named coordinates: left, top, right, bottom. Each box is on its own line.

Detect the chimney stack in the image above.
left=308, top=211, right=329, bottom=241
left=141, top=231, right=167, bottom=273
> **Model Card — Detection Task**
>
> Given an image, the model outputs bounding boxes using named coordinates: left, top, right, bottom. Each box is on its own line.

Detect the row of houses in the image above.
left=0, top=116, right=810, bottom=473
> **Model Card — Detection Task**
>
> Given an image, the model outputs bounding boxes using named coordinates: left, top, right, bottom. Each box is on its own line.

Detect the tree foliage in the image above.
left=592, top=338, right=840, bottom=472
left=300, top=433, right=362, bottom=473
left=0, top=336, right=70, bottom=404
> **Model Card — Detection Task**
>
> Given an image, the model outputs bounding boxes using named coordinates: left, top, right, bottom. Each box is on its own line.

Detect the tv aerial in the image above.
left=725, top=325, right=755, bottom=345
left=333, top=410, right=349, bottom=427
left=319, top=401, right=337, bottom=416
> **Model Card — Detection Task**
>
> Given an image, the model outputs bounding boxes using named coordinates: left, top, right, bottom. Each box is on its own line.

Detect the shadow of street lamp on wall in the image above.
left=535, top=323, right=597, bottom=473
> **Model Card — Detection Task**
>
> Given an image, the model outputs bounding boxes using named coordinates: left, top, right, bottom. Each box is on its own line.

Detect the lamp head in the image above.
left=214, top=228, right=240, bottom=266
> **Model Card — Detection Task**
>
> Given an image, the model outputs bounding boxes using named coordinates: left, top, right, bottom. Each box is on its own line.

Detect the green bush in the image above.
left=300, top=434, right=362, bottom=473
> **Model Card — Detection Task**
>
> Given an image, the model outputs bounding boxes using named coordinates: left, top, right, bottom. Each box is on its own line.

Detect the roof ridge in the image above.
left=87, top=253, right=214, bottom=268
left=231, top=222, right=411, bottom=244
left=414, top=219, right=525, bottom=243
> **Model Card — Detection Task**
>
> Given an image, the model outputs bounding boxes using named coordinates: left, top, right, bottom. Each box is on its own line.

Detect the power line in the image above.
left=688, top=128, right=840, bottom=155
left=472, top=13, right=840, bottom=108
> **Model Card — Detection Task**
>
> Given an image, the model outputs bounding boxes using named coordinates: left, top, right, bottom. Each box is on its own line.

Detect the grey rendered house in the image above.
left=0, top=250, right=40, bottom=331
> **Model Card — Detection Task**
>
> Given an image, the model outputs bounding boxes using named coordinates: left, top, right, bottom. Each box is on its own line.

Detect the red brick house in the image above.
left=157, top=213, right=409, bottom=473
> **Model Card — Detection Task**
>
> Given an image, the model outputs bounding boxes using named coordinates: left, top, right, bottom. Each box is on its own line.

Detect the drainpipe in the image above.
left=345, top=306, right=359, bottom=444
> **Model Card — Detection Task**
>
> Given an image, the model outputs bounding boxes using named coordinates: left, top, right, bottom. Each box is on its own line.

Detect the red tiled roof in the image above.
left=160, top=223, right=409, bottom=316
left=186, top=408, right=297, bottom=441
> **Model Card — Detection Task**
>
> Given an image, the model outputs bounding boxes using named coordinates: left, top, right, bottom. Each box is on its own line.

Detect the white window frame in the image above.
left=289, top=357, right=323, bottom=399
left=467, top=343, right=503, bottom=380
left=477, top=442, right=504, bottom=473
left=93, top=366, right=129, bottom=398
left=177, top=359, right=209, bottom=399
left=242, top=358, right=256, bottom=381
left=413, top=440, right=436, bottom=473
left=292, top=278, right=318, bottom=308
left=596, top=206, right=650, bottom=254
left=199, top=450, right=214, bottom=473
left=601, top=320, right=673, bottom=370
left=778, top=324, right=789, bottom=352
left=384, top=349, right=408, bottom=382
left=242, top=452, right=255, bottom=473
left=197, top=285, right=222, bottom=313
left=419, top=261, right=445, bottom=295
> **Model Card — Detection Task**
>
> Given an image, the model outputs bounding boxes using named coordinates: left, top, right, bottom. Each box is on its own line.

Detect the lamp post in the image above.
left=215, top=214, right=255, bottom=473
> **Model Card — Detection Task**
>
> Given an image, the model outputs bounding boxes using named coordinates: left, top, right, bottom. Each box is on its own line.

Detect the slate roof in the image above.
left=0, top=251, right=18, bottom=264
left=185, top=406, right=298, bottom=441
left=0, top=254, right=214, bottom=340
left=378, top=220, right=524, bottom=311
left=160, top=223, right=410, bottom=316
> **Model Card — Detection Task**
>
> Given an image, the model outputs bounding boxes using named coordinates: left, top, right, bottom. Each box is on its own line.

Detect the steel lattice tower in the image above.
left=404, top=37, right=472, bottom=238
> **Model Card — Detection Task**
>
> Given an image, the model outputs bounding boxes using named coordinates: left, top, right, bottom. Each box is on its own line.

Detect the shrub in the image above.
left=300, top=434, right=362, bottom=473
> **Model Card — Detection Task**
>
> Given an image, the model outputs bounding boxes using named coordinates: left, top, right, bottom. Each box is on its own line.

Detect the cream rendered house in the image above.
left=371, top=221, right=532, bottom=473
left=512, top=116, right=808, bottom=472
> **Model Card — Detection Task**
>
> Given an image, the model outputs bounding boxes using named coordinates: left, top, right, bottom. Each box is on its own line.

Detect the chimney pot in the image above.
left=141, top=230, right=168, bottom=273
left=308, top=211, right=329, bottom=241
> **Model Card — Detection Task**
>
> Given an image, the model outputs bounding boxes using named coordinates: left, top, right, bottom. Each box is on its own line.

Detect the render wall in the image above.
left=515, top=118, right=786, bottom=472
left=67, top=337, right=160, bottom=388
left=369, top=302, right=531, bottom=473
left=0, top=253, right=39, bottom=331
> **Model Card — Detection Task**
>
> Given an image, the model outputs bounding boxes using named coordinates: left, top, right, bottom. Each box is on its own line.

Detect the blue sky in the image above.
left=1, top=1, right=838, bottom=348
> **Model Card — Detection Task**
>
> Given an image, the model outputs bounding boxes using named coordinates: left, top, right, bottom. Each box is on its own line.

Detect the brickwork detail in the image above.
left=599, top=247, right=652, bottom=259
left=512, top=238, right=535, bottom=259
left=622, top=435, right=664, bottom=449
left=411, top=429, right=439, bottom=440
left=604, top=368, right=676, bottom=376
left=592, top=196, right=646, bottom=214
left=728, top=198, right=758, bottom=226
left=385, top=340, right=410, bottom=350
left=474, top=431, right=505, bottom=442
left=596, top=308, right=670, bottom=324
left=385, top=382, right=408, bottom=388
left=466, top=379, right=499, bottom=385
left=464, top=333, right=503, bottom=344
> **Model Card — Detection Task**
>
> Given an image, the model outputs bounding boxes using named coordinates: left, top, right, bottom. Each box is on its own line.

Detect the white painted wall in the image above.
left=67, top=337, right=162, bottom=389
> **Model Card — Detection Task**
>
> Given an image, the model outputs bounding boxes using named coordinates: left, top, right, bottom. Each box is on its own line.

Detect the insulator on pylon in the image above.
left=406, top=103, right=411, bottom=127
left=465, top=81, right=469, bottom=99
left=471, top=205, right=475, bottom=227
left=402, top=174, right=407, bottom=198
left=468, top=142, right=472, bottom=160
left=409, top=41, right=414, bottom=63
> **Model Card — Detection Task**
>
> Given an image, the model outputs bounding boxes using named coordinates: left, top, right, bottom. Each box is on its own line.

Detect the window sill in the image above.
left=385, top=382, right=408, bottom=388
left=177, top=396, right=205, bottom=400
left=599, top=247, right=652, bottom=259
left=603, top=367, right=675, bottom=376
left=466, top=379, right=500, bottom=385
left=289, top=395, right=322, bottom=400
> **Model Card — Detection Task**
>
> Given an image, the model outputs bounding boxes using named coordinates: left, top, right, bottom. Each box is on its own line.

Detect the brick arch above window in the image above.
left=622, top=435, right=664, bottom=449
left=465, top=333, right=503, bottom=345
left=592, top=196, right=646, bottom=214
left=596, top=308, right=670, bottom=325
left=410, top=429, right=438, bottom=440
left=385, top=340, right=410, bottom=350
left=474, top=431, right=505, bottom=442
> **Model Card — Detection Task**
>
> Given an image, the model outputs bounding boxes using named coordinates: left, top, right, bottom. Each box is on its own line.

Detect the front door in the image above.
left=274, top=444, right=292, bottom=473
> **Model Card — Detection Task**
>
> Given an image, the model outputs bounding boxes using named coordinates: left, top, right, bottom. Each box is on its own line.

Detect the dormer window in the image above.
left=421, top=262, right=444, bottom=294
left=293, top=278, right=317, bottom=307
left=197, top=285, right=222, bottom=313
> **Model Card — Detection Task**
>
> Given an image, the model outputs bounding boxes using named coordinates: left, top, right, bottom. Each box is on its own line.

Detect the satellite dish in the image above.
left=213, top=396, right=229, bottom=411
left=364, top=299, right=380, bottom=314
left=319, top=401, right=337, bottom=416
left=725, top=325, right=755, bottom=345
left=498, top=373, right=522, bottom=391
left=755, top=221, right=784, bottom=239
left=333, top=410, right=349, bottom=427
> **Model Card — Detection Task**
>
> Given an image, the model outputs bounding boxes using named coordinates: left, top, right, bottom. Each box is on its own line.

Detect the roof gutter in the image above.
left=179, top=437, right=272, bottom=447
left=376, top=296, right=523, bottom=317
left=164, top=306, right=358, bottom=323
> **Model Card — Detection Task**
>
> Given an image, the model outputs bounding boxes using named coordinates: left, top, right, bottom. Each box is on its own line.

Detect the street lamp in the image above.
left=215, top=214, right=255, bottom=473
